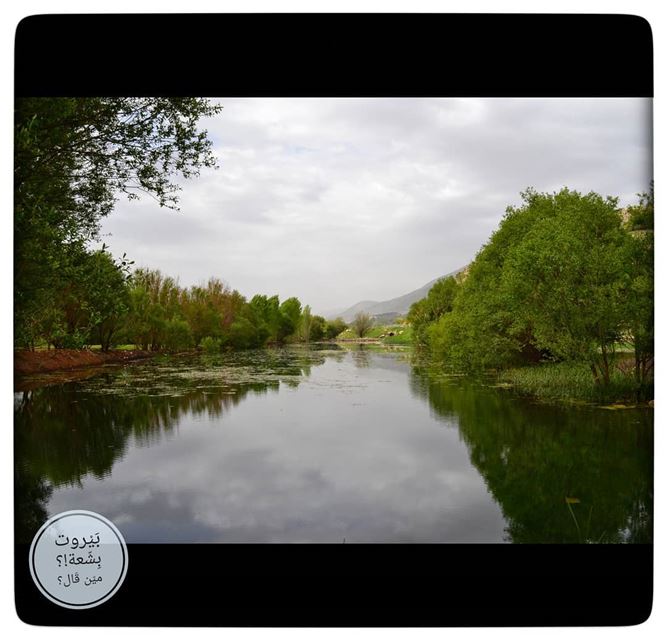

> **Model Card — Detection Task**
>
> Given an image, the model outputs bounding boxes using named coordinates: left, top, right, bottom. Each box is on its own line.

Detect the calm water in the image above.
left=15, top=345, right=653, bottom=543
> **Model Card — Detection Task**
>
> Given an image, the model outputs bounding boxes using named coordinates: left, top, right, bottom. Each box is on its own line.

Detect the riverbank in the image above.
left=498, top=360, right=653, bottom=406
left=14, top=348, right=155, bottom=377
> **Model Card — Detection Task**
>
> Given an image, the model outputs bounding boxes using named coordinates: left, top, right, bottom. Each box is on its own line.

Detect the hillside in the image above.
left=333, top=267, right=464, bottom=322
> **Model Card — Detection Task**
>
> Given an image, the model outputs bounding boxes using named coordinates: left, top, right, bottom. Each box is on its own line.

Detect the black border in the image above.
left=14, top=13, right=654, bottom=627
left=16, top=544, right=653, bottom=626
left=15, top=13, right=653, bottom=97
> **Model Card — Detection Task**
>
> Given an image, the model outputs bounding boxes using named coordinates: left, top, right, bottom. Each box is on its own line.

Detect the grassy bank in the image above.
left=498, top=360, right=653, bottom=405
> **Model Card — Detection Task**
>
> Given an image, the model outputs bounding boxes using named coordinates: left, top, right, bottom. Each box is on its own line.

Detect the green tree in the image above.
left=31, top=247, right=132, bottom=350
left=425, top=192, right=547, bottom=371
left=163, top=318, right=194, bottom=351
left=86, top=250, right=133, bottom=351
left=249, top=294, right=282, bottom=343
left=279, top=297, right=302, bottom=341
left=622, top=192, right=654, bottom=388
left=300, top=305, right=313, bottom=342
left=324, top=317, right=347, bottom=339
left=310, top=315, right=327, bottom=341
left=424, top=187, right=652, bottom=386
left=15, top=97, right=222, bottom=347
left=200, top=336, right=222, bottom=353
left=625, top=184, right=654, bottom=231
left=225, top=317, right=259, bottom=350
left=408, top=276, right=459, bottom=346
left=500, top=189, right=630, bottom=384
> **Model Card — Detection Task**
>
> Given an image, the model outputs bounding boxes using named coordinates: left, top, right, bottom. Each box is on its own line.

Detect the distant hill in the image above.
left=333, top=268, right=464, bottom=323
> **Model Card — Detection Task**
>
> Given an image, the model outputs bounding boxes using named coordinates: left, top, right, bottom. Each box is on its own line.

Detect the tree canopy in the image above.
left=412, top=187, right=653, bottom=393
left=15, top=97, right=222, bottom=347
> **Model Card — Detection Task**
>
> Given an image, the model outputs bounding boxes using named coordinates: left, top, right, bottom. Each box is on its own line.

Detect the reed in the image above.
left=499, top=360, right=652, bottom=404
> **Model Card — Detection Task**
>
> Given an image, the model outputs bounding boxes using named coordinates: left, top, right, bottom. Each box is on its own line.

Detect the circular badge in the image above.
left=29, top=510, right=128, bottom=609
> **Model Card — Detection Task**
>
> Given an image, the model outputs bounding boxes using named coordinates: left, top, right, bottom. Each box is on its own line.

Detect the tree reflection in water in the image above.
left=14, top=348, right=330, bottom=541
left=409, top=362, right=653, bottom=543
left=15, top=346, right=652, bottom=544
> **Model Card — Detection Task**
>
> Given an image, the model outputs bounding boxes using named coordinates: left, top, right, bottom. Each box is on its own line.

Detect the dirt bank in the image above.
left=14, top=348, right=155, bottom=377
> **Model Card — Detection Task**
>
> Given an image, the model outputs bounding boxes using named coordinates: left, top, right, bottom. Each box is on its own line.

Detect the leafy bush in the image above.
left=59, top=331, right=87, bottom=350
left=200, top=335, right=222, bottom=353
left=225, top=318, right=260, bottom=350
left=163, top=318, right=194, bottom=351
left=325, top=318, right=347, bottom=339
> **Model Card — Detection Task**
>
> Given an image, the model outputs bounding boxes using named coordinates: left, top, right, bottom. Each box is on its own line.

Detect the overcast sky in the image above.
left=97, top=98, right=652, bottom=315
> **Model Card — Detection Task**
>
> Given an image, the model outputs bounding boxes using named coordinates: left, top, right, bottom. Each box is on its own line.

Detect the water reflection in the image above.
left=14, top=347, right=652, bottom=543
left=409, top=362, right=653, bottom=543
left=15, top=348, right=329, bottom=541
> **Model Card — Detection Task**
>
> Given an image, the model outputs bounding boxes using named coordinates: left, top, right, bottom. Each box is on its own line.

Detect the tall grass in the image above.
left=499, top=360, right=652, bottom=405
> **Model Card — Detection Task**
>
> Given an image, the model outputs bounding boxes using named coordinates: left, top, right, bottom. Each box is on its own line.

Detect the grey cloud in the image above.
left=98, top=98, right=652, bottom=313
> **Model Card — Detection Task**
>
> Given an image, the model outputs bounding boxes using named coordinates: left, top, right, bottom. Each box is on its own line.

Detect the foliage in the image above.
left=410, top=363, right=652, bottom=543
left=13, top=97, right=337, bottom=356
left=310, top=315, right=327, bottom=341
left=15, top=97, right=221, bottom=348
left=300, top=305, right=314, bottom=342
left=420, top=187, right=654, bottom=391
left=279, top=297, right=303, bottom=341
left=225, top=317, right=260, bottom=350
left=86, top=249, right=133, bottom=351
left=24, top=246, right=133, bottom=351
left=499, top=360, right=651, bottom=404
left=324, top=317, right=347, bottom=339
left=625, top=184, right=654, bottom=231
left=163, top=318, right=194, bottom=351
left=622, top=190, right=654, bottom=386
left=19, top=255, right=317, bottom=354
left=200, top=336, right=222, bottom=354
left=351, top=312, right=373, bottom=338
left=500, top=189, right=629, bottom=383
left=119, top=268, right=317, bottom=351
left=408, top=276, right=459, bottom=345
left=248, top=294, right=282, bottom=343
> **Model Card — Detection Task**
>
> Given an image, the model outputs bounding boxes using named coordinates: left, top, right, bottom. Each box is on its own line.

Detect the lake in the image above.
left=15, top=345, right=653, bottom=544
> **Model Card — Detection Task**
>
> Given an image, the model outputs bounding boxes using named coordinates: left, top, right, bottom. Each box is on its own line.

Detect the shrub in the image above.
left=163, top=318, right=194, bottom=351
left=325, top=317, right=347, bottom=339
left=225, top=318, right=259, bottom=350
left=200, top=335, right=222, bottom=353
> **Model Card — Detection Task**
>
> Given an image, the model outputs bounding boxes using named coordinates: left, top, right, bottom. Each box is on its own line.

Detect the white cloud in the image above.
left=97, top=98, right=652, bottom=314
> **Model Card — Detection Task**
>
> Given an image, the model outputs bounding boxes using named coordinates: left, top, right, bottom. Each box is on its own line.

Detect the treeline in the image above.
left=15, top=97, right=222, bottom=350
left=21, top=257, right=348, bottom=352
left=13, top=98, right=351, bottom=353
left=408, top=187, right=654, bottom=392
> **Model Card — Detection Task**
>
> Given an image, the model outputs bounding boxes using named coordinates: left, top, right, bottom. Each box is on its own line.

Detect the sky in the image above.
left=97, top=98, right=652, bottom=316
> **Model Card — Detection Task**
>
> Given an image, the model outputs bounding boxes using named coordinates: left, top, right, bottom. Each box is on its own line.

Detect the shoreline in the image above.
left=14, top=348, right=155, bottom=377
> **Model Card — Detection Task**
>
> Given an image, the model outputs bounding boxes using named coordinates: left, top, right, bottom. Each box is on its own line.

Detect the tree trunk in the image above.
left=590, top=363, right=601, bottom=385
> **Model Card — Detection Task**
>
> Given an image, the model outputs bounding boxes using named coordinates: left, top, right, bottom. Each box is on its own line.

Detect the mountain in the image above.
left=333, top=267, right=464, bottom=323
